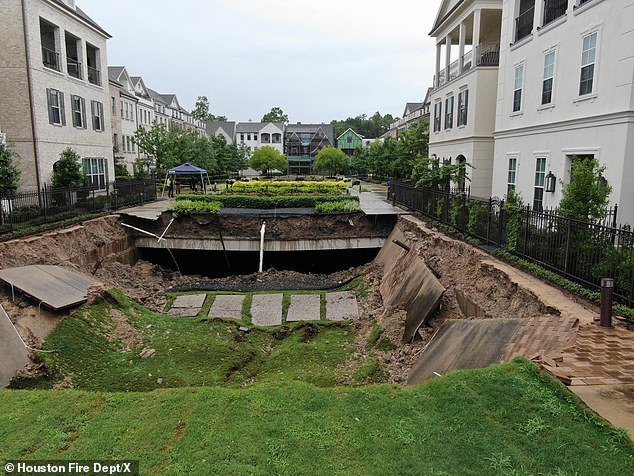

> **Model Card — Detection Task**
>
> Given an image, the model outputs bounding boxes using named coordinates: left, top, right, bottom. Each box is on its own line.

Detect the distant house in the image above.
left=336, top=128, right=363, bottom=156
left=108, top=66, right=139, bottom=174
left=386, top=92, right=432, bottom=138
left=236, top=122, right=284, bottom=156
left=206, top=121, right=236, bottom=145
left=284, top=123, right=335, bottom=175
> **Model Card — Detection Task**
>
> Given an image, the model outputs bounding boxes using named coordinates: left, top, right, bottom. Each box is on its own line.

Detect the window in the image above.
left=533, top=157, right=546, bottom=210
left=433, top=102, right=442, bottom=132
left=347, top=135, right=353, bottom=144
left=111, top=97, right=116, bottom=114
left=83, top=157, right=107, bottom=190
left=46, top=89, right=65, bottom=125
left=247, top=134, right=251, bottom=141
left=579, top=32, right=597, bottom=96
left=121, top=101, right=124, bottom=118
left=513, top=64, right=524, bottom=112
left=40, top=19, right=60, bottom=71
left=240, top=133, right=245, bottom=142
left=253, top=133, right=258, bottom=141
left=507, top=157, right=517, bottom=194
left=261, top=133, right=271, bottom=143
left=542, top=51, right=555, bottom=105
left=272, top=133, right=281, bottom=143
left=71, top=95, right=86, bottom=128
left=457, top=90, right=469, bottom=126
left=445, top=96, right=454, bottom=129
left=91, top=100, right=104, bottom=131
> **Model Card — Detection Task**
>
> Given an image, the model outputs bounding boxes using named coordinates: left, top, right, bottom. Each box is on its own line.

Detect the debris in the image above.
left=139, top=348, right=156, bottom=359
left=157, top=378, right=163, bottom=385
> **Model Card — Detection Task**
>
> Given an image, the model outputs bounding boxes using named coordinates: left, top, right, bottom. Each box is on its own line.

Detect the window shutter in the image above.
left=59, top=92, right=66, bottom=126
left=47, top=89, right=54, bottom=124
left=99, top=102, right=104, bottom=131
left=91, top=101, right=97, bottom=130
left=81, top=97, right=87, bottom=129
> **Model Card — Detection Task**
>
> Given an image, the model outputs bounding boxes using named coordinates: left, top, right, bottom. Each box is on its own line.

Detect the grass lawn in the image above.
left=12, top=290, right=384, bottom=391
left=1, top=359, right=632, bottom=475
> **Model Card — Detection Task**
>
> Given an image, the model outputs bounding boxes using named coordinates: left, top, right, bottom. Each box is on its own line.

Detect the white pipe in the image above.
left=259, top=220, right=266, bottom=273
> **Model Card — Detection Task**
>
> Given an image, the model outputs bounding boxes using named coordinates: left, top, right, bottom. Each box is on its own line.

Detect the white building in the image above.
left=0, top=0, right=113, bottom=190
left=206, top=121, right=236, bottom=145
left=491, top=0, right=634, bottom=225
left=236, top=122, right=284, bottom=156
left=108, top=66, right=138, bottom=174
left=428, top=0, right=503, bottom=197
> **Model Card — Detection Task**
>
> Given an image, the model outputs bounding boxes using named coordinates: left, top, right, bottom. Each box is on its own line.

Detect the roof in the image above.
left=147, top=88, right=168, bottom=105
left=423, top=87, right=433, bottom=105
left=50, top=0, right=111, bottom=38
left=236, top=122, right=284, bottom=133
left=285, top=123, right=335, bottom=143
left=167, top=163, right=208, bottom=175
left=403, top=102, right=424, bottom=117
left=108, top=66, right=125, bottom=83
left=206, top=121, right=236, bottom=138
left=336, top=128, right=364, bottom=141
left=430, top=0, right=465, bottom=36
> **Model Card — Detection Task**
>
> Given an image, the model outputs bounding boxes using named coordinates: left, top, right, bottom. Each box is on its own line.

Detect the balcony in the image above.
left=42, top=46, right=60, bottom=71
left=543, top=0, right=568, bottom=26
left=433, top=43, right=500, bottom=90
left=87, top=66, right=101, bottom=86
left=67, top=58, right=82, bottom=79
left=515, top=7, right=534, bottom=42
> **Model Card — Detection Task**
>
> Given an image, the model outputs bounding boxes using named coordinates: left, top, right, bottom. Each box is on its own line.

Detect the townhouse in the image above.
left=236, top=122, right=284, bottom=156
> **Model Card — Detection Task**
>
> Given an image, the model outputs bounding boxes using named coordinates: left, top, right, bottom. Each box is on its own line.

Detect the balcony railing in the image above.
left=433, top=43, right=499, bottom=90
left=67, top=58, right=82, bottom=79
left=87, top=66, right=101, bottom=86
left=515, top=7, right=534, bottom=42
left=543, top=0, right=568, bottom=26
left=42, top=47, right=60, bottom=71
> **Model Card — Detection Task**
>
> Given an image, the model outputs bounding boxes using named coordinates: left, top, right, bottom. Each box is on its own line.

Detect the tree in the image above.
left=314, top=147, right=349, bottom=177
left=261, top=107, right=289, bottom=124
left=52, top=148, right=84, bottom=187
left=249, top=146, right=287, bottom=176
left=558, top=157, right=612, bottom=222
left=192, top=95, right=227, bottom=122
left=331, top=111, right=395, bottom=138
left=0, top=143, right=20, bottom=196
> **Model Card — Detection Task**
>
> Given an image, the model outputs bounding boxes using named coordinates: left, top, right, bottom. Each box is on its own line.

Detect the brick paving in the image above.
left=540, top=324, right=634, bottom=386
left=502, top=315, right=579, bottom=362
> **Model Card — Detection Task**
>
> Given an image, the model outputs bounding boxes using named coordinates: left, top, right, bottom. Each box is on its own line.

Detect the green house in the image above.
left=336, top=128, right=363, bottom=156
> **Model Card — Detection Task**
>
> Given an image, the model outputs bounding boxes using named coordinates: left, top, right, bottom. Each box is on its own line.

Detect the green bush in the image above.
left=176, top=194, right=358, bottom=210
left=230, top=180, right=347, bottom=195
left=315, top=200, right=360, bottom=213
left=171, top=200, right=222, bottom=215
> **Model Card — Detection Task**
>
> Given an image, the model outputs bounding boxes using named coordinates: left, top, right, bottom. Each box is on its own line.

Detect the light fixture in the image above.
left=545, top=171, right=556, bottom=193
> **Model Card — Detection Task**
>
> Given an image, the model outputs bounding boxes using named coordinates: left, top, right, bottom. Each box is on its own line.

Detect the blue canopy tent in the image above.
left=162, top=163, right=211, bottom=197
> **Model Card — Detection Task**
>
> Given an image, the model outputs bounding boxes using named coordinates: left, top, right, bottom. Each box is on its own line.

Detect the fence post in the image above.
left=522, top=206, right=530, bottom=254
left=612, top=204, right=618, bottom=229
left=43, top=184, right=48, bottom=222
left=564, top=217, right=571, bottom=274
left=486, top=198, right=491, bottom=242
left=499, top=199, right=505, bottom=246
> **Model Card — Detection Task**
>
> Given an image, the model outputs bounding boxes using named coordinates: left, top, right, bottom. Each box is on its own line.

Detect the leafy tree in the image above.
left=249, top=146, right=287, bottom=176
left=331, top=111, right=395, bottom=139
left=261, top=107, right=289, bottom=124
left=52, top=148, right=84, bottom=187
left=314, top=147, right=349, bottom=177
left=114, top=157, right=129, bottom=178
left=192, top=95, right=227, bottom=122
left=411, top=155, right=470, bottom=190
left=0, top=143, right=20, bottom=196
left=558, top=157, right=612, bottom=222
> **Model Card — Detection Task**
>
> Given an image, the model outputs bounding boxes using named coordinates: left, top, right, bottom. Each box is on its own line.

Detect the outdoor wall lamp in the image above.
left=545, top=171, right=556, bottom=193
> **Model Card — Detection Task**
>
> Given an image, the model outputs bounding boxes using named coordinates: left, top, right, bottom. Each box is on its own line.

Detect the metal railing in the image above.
left=475, top=43, right=500, bottom=66
left=434, top=43, right=500, bottom=89
left=515, top=7, right=535, bottom=42
left=543, top=0, right=568, bottom=25
left=391, top=181, right=633, bottom=307
left=0, top=180, right=157, bottom=239
left=87, top=66, right=101, bottom=86
left=67, top=58, right=82, bottom=79
left=42, top=47, right=60, bottom=71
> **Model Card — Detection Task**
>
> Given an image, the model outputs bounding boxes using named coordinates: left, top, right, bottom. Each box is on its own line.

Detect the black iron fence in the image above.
left=0, top=180, right=156, bottom=238
left=391, top=181, right=634, bottom=307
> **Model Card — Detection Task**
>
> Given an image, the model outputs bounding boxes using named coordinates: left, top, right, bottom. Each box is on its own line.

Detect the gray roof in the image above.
left=147, top=88, right=168, bottom=106
left=50, top=1, right=111, bottom=38
left=236, top=122, right=284, bottom=133
left=207, top=121, right=236, bottom=138
left=108, top=66, right=125, bottom=83
left=285, top=123, right=335, bottom=143
left=403, top=102, right=424, bottom=116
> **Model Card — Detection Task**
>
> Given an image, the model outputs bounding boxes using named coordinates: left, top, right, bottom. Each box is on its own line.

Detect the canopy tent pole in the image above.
left=160, top=172, right=169, bottom=198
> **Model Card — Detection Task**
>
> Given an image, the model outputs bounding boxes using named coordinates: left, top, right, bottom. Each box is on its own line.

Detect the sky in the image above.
left=78, top=0, right=442, bottom=123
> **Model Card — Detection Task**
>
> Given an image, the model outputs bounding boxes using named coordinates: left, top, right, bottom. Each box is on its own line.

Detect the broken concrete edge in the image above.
left=396, top=215, right=599, bottom=325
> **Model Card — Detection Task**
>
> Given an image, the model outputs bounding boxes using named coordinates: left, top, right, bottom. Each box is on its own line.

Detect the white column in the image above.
left=472, top=9, right=481, bottom=65
left=534, top=0, right=543, bottom=31
left=435, top=43, right=442, bottom=87
left=458, top=21, right=466, bottom=74
left=445, top=35, right=452, bottom=82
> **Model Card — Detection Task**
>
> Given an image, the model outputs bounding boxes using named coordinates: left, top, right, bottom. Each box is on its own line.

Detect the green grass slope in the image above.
left=1, top=360, right=632, bottom=475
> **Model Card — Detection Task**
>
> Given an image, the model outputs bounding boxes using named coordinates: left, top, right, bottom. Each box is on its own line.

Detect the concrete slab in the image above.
left=251, top=294, right=283, bottom=326
left=325, top=291, right=359, bottom=321
left=571, top=384, right=634, bottom=438
left=407, top=319, right=523, bottom=386
left=0, top=304, right=30, bottom=388
left=0, top=265, right=99, bottom=311
left=209, top=295, right=245, bottom=319
left=171, top=294, right=207, bottom=309
left=119, top=199, right=172, bottom=221
left=349, top=189, right=408, bottom=216
left=287, top=294, right=321, bottom=322
left=168, top=307, right=201, bottom=318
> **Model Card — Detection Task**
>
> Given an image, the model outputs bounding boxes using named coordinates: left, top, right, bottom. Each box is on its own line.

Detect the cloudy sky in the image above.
left=78, top=0, right=442, bottom=123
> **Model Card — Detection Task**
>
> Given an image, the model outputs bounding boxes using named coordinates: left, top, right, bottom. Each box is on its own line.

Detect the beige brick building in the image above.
left=0, top=0, right=113, bottom=191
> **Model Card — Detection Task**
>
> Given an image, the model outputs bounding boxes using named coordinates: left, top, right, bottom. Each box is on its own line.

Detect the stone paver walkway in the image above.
left=251, top=294, right=283, bottom=326
left=287, top=294, right=321, bottom=322
left=168, top=293, right=206, bottom=317
left=326, top=291, right=359, bottom=321
left=208, top=295, right=245, bottom=320
left=349, top=188, right=407, bottom=216
left=502, top=315, right=579, bottom=362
